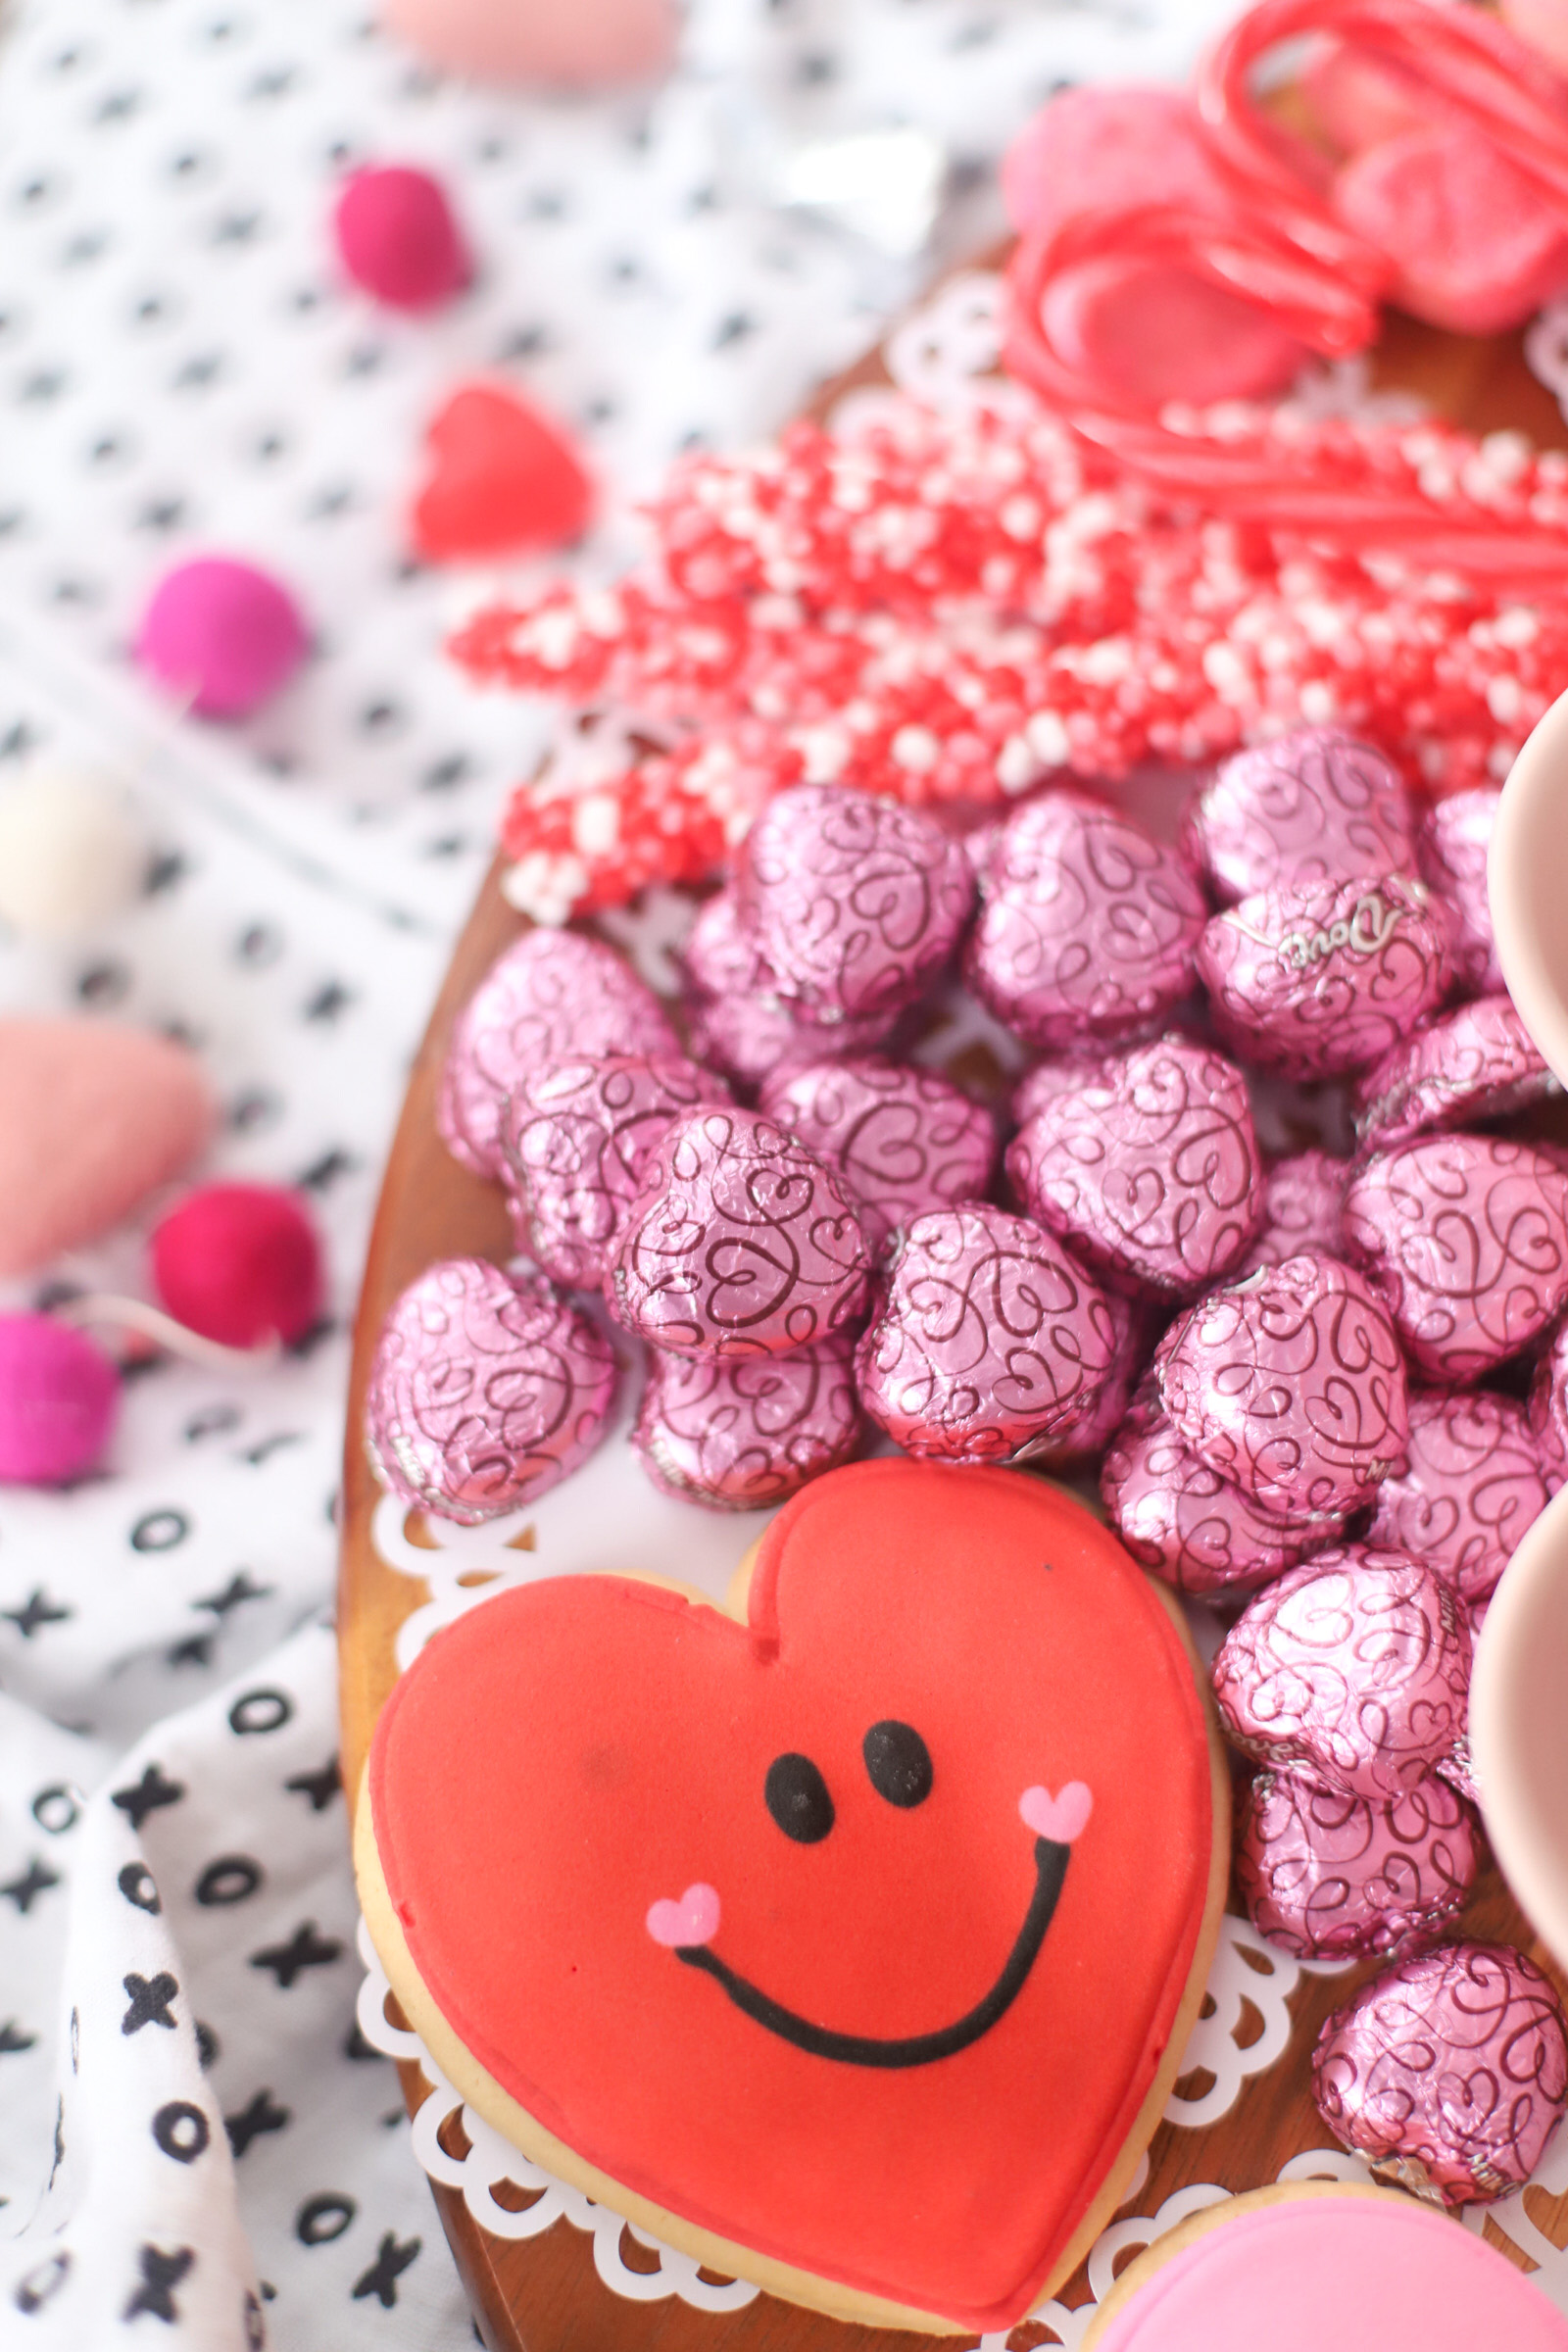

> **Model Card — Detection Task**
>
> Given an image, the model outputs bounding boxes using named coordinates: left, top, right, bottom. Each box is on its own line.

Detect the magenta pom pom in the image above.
left=151, top=1184, right=322, bottom=1348
left=135, top=558, right=308, bottom=719
left=0, top=1315, right=118, bottom=1485
left=334, top=165, right=471, bottom=309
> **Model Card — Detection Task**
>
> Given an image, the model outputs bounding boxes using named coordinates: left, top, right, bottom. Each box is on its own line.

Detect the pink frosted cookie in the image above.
left=1197, top=873, right=1451, bottom=1082
left=1155, top=1251, right=1407, bottom=1528
left=1343, top=1134, right=1568, bottom=1383
left=1211, top=1545, right=1471, bottom=1802
left=503, top=1051, right=716, bottom=1289
left=1354, top=994, right=1557, bottom=1152
left=966, top=789, right=1206, bottom=1054
left=365, top=1257, right=618, bottom=1525
left=1365, top=1388, right=1549, bottom=1604
left=1313, top=1942, right=1568, bottom=2203
left=1082, top=2180, right=1568, bottom=2352
left=1006, top=1036, right=1261, bottom=1298
left=1102, top=1380, right=1331, bottom=1600
left=609, top=1106, right=869, bottom=1360
left=1237, top=1763, right=1476, bottom=1963
left=1418, top=786, right=1503, bottom=998
left=1187, top=728, right=1415, bottom=907
left=737, top=784, right=974, bottom=1026
left=632, top=1336, right=861, bottom=1510
left=856, top=1201, right=1115, bottom=1464
left=760, top=1058, right=996, bottom=1256
left=439, top=929, right=678, bottom=1180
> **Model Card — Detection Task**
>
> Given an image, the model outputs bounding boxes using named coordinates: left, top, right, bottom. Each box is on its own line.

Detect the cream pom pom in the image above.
left=0, top=762, right=147, bottom=939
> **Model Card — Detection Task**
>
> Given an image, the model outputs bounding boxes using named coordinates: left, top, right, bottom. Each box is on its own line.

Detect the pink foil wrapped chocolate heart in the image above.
left=1197, top=873, right=1452, bottom=1081
left=855, top=1200, right=1115, bottom=1464
left=1189, top=727, right=1415, bottom=906
left=737, top=783, right=974, bottom=1025
left=1006, top=1035, right=1262, bottom=1298
left=439, top=929, right=678, bottom=1179
left=632, top=1334, right=861, bottom=1509
left=681, top=884, right=895, bottom=1087
left=365, top=1256, right=618, bottom=1524
left=1046, top=1287, right=1158, bottom=1464
left=1312, top=1942, right=1568, bottom=2205
left=1238, top=1763, right=1476, bottom=1963
left=1101, top=1377, right=1332, bottom=1598
left=1343, top=1134, right=1568, bottom=1383
left=1418, top=786, right=1503, bottom=998
left=1156, top=1251, right=1408, bottom=1527
left=609, top=1105, right=869, bottom=1359
left=1365, top=1389, right=1549, bottom=1604
left=1235, top=1149, right=1350, bottom=1276
left=965, top=787, right=1206, bottom=1053
left=502, top=1051, right=716, bottom=1290
left=1010, top=1055, right=1106, bottom=1128
left=1528, top=1318, right=1568, bottom=1494
left=1354, top=995, right=1557, bottom=1152
left=760, top=1056, right=996, bottom=1255
left=1211, top=1544, right=1472, bottom=1801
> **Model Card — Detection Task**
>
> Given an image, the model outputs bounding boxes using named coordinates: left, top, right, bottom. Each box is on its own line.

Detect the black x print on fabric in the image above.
left=122, top=1973, right=178, bottom=2035
left=123, top=2243, right=194, bottom=2324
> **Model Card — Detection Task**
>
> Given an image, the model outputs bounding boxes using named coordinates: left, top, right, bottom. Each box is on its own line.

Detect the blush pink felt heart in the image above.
left=381, top=0, right=677, bottom=88
left=1019, top=1784, right=1094, bottom=1845
left=646, top=1885, right=721, bottom=1948
left=0, top=1020, right=215, bottom=1278
left=412, top=384, right=594, bottom=564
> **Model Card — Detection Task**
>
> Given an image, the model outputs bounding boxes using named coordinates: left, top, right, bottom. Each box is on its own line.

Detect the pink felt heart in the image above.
left=1018, top=1783, right=1094, bottom=1846
left=0, top=1020, right=215, bottom=1278
left=381, top=0, right=676, bottom=88
left=646, top=1884, right=721, bottom=1949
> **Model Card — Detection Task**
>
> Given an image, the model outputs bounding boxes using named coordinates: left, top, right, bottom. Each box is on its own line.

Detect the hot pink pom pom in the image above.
left=151, top=1184, right=322, bottom=1348
left=333, top=165, right=470, bottom=310
left=135, top=558, right=309, bottom=719
left=0, top=1316, right=118, bottom=1485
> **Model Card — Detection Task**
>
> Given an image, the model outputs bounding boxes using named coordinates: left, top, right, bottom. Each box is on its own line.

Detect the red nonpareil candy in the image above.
left=412, top=383, right=594, bottom=563
left=151, top=1184, right=322, bottom=1348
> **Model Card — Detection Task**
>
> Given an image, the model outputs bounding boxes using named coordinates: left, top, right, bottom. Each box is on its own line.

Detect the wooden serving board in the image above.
left=338, top=295, right=1568, bottom=2351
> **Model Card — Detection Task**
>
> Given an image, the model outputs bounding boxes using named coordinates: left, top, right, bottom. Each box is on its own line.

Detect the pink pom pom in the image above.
left=151, top=1184, right=322, bottom=1348
left=333, top=166, right=470, bottom=310
left=0, top=1316, right=118, bottom=1485
left=135, top=558, right=309, bottom=719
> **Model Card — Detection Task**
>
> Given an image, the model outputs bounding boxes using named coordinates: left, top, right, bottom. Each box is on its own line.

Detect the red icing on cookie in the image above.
left=367, top=1458, right=1215, bottom=2328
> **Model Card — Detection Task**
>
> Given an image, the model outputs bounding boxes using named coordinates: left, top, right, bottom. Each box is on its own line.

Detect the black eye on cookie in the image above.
left=862, top=1721, right=932, bottom=1809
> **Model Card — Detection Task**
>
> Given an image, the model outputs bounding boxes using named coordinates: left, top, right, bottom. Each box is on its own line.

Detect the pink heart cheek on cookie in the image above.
left=368, top=1459, right=1214, bottom=2331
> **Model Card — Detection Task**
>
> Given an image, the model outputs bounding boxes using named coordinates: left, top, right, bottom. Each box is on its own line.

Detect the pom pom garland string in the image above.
left=52, top=1294, right=284, bottom=1373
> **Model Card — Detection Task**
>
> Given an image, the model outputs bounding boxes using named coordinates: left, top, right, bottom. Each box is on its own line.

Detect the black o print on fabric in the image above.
left=14, top=2251, right=71, bottom=2314
left=196, top=1855, right=263, bottom=1906
left=131, top=1508, right=190, bottom=1553
left=119, top=1860, right=161, bottom=1913
left=152, top=2102, right=210, bottom=2164
left=124, top=2245, right=193, bottom=2325
left=31, top=1784, right=79, bottom=1834
left=296, top=2192, right=355, bottom=2246
left=229, top=1688, right=292, bottom=1736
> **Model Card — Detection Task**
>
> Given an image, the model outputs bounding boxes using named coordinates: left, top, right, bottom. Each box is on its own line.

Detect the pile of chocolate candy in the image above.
left=368, top=727, right=1568, bottom=2208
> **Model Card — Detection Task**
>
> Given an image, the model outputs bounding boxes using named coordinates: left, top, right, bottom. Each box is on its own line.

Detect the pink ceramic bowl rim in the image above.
left=1470, top=1484, right=1568, bottom=1974
left=1492, top=685, right=1568, bottom=1090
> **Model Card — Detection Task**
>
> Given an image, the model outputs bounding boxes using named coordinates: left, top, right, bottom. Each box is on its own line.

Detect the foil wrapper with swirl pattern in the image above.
left=503, top=1052, right=718, bottom=1290
left=1238, top=1763, right=1476, bottom=1962
left=1418, top=785, right=1504, bottom=999
left=1197, top=872, right=1452, bottom=1082
left=1006, top=1035, right=1262, bottom=1298
left=437, top=929, right=679, bottom=1181
left=964, top=788, right=1206, bottom=1054
left=1186, top=727, right=1415, bottom=906
left=1234, top=1149, right=1349, bottom=1278
left=1156, top=1251, right=1407, bottom=1527
left=738, top=783, right=975, bottom=1025
left=855, top=1200, right=1116, bottom=1464
left=1010, top=1054, right=1106, bottom=1129
left=1101, top=1377, right=1333, bottom=1599
left=1211, top=1544, right=1472, bottom=1801
left=1313, top=1942, right=1568, bottom=2204
left=609, top=1106, right=869, bottom=1360
left=1366, top=1389, right=1549, bottom=1605
left=1529, top=1318, right=1568, bottom=1495
left=632, top=1335, right=862, bottom=1510
left=1042, top=1287, right=1159, bottom=1465
left=365, top=1257, right=619, bottom=1525
left=680, top=883, right=893, bottom=1088
left=1344, top=1134, right=1568, bottom=1384
left=760, top=1056, right=996, bottom=1256
left=1354, top=994, right=1557, bottom=1153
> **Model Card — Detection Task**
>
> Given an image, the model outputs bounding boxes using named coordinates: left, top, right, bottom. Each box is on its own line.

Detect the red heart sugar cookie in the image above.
left=412, top=382, right=594, bottom=563
left=358, top=1458, right=1225, bottom=2331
